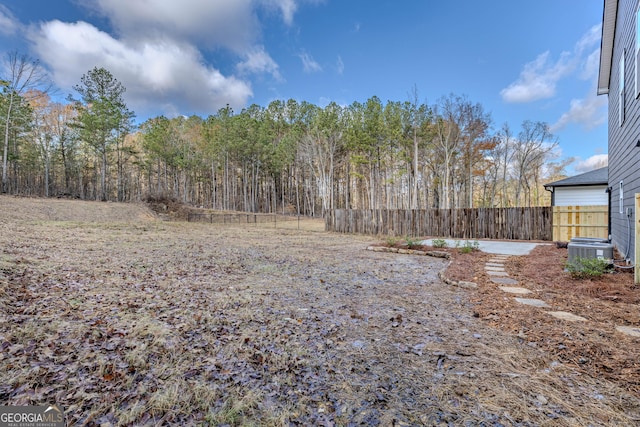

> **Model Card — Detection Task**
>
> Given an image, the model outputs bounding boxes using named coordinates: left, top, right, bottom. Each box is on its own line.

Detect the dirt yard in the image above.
left=1, top=196, right=639, bottom=426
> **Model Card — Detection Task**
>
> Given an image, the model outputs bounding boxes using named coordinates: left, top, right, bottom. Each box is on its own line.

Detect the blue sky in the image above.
left=0, top=0, right=606, bottom=174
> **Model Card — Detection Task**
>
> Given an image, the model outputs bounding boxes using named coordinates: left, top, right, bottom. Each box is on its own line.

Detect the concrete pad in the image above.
left=549, top=311, right=587, bottom=322
left=616, top=326, right=640, bottom=337
left=421, top=239, right=543, bottom=255
left=499, top=286, right=532, bottom=295
left=514, top=298, right=549, bottom=308
left=486, top=271, right=509, bottom=276
left=491, top=277, right=519, bottom=285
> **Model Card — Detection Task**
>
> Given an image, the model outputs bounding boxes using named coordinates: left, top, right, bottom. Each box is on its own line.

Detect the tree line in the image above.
left=1, top=53, right=570, bottom=216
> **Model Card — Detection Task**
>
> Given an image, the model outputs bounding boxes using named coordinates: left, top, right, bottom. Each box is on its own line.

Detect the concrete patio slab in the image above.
left=421, top=239, right=544, bottom=255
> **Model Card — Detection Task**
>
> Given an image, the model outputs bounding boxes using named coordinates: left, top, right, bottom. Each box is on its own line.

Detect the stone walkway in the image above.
left=485, top=255, right=640, bottom=337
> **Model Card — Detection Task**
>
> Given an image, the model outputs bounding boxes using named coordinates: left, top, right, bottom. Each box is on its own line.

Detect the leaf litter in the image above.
left=0, top=196, right=639, bottom=426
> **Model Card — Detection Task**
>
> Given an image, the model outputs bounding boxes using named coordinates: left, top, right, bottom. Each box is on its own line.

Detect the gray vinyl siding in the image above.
left=608, top=0, right=640, bottom=260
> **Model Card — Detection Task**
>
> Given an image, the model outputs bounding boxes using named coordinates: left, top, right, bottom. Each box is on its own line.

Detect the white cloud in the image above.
left=500, top=51, right=573, bottom=103
left=28, top=20, right=252, bottom=115
left=258, top=0, right=325, bottom=24
left=237, top=46, right=282, bottom=81
left=82, top=0, right=257, bottom=51
left=575, top=24, right=601, bottom=55
left=0, top=5, right=20, bottom=36
left=580, top=49, right=601, bottom=81
left=83, top=0, right=311, bottom=47
left=299, top=51, right=322, bottom=73
left=8, top=0, right=322, bottom=116
left=501, top=25, right=602, bottom=104
left=573, top=154, right=608, bottom=173
left=336, top=55, right=344, bottom=75
left=260, top=0, right=298, bottom=26
left=550, top=90, right=607, bottom=132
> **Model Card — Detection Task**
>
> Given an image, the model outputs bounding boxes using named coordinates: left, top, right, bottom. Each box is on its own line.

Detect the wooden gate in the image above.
left=552, top=205, right=608, bottom=241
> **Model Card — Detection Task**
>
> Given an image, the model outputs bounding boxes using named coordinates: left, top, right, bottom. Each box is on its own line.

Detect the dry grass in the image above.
left=1, top=196, right=639, bottom=426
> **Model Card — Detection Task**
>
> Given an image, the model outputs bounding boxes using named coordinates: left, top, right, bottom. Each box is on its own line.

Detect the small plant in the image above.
left=432, top=239, right=448, bottom=248
left=404, top=236, right=421, bottom=249
left=459, top=240, right=480, bottom=254
left=386, top=236, right=399, bottom=247
left=565, top=256, right=611, bottom=279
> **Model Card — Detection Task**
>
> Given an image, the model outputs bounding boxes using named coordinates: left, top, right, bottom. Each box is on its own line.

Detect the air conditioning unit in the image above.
left=567, top=242, right=614, bottom=264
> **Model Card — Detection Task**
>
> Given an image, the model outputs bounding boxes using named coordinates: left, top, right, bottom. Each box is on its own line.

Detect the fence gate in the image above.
left=552, top=205, right=608, bottom=242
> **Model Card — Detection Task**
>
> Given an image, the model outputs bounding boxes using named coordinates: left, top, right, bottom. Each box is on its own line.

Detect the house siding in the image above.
left=554, top=186, right=608, bottom=206
left=609, top=0, right=640, bottom=260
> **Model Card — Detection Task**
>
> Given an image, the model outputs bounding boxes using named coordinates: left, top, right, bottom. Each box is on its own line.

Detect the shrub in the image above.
left=458, top=240, right=480, bottom=254
left=385, top=236, right=399, bottom=247
left=565, top=256, right=611, bottom=279
left=432, top=239, right=448, bottom=248
left=404, top=236, right=421, bottom=249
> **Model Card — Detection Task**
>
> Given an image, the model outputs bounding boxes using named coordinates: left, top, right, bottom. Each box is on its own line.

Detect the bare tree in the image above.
left=404, top=85, right=431, bottom=209
left=513, top=121, right=557, bottom=207
left=494, top=123, right=516, bottom=207
left=1, top=51, right=52, bottom=193
left=458, top=100, right=491, bottom=208
left=432, top=94, right=463, bottom=209
left=300, top=102, right=345, bottom=216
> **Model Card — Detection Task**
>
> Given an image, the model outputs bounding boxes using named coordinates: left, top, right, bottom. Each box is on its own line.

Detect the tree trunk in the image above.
left=2, top=92, right=15, bottom=193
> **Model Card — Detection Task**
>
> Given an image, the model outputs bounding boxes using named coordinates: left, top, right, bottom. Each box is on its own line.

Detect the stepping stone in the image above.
left=499, top=286, right=532, bottom=295
left=491, top=277, right=519, bottom=285
left=514, top=298, right=549, bottom=308
left=615, top=326, right=640, bottom=337
left=455, top=281, right=478, bottom=289
left=549, top=311, right=587, bottom=322
left=488, top=258, right=507, bottom=263
left=485, top=263, right=504, bottom=267
left=486, top=271, right=508, bottom=276
left=485, top=266, right=505, bottom=272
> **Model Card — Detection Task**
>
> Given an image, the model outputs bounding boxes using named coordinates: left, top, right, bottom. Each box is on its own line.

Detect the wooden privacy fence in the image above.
left=325, top=207, right=553, bottom=241
left=552, top=205, right=608, bottom=242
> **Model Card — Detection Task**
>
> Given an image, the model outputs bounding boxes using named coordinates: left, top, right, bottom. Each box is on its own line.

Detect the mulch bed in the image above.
left=443, top=243, right=640, bottom=396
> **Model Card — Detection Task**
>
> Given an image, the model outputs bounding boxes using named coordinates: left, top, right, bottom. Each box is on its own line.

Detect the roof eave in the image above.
left=547, top=183, right=609, bottom=188
left=597, top=0, right=618, bottom=96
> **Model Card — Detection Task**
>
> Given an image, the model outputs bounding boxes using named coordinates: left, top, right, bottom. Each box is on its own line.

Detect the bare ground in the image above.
left=1, top=196, right=639, bottom=426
